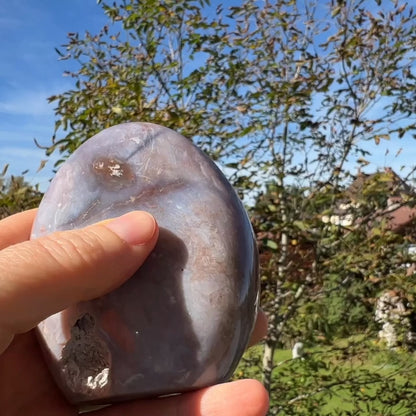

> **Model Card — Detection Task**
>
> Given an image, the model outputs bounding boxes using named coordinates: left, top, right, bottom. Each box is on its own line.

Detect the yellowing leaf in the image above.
left=374, top=134, right=390, bottom=145
left=112, top=106, right=122, bottom=114
left=37, top=160, right=48, bottom=172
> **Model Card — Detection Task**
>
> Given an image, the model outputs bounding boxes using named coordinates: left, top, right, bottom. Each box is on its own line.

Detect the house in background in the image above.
left=325, top=167, right=416, bottom=349
left=322, top=167, right=416, bottom=234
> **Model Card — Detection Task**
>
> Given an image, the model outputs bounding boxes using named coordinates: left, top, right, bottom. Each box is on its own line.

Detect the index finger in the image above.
left=0, top=209, right=38, bottom=250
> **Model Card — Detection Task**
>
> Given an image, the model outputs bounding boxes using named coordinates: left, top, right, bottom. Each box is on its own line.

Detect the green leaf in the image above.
left=267, top=204, right=277, bottom=212
left=293, top=220, right=308, bottom=231
left=266, top=239, right=278, bottom=250
left=332, top=6, right=341, bottom=17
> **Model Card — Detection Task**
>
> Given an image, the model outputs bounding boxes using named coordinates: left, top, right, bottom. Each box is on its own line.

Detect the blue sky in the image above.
left=1, top=0, right=416, bottom=192
left=0, top=0, right=107, bottom=190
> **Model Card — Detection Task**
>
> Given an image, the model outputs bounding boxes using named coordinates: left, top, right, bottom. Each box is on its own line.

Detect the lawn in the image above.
left=234, top=337, right=416, bottom=415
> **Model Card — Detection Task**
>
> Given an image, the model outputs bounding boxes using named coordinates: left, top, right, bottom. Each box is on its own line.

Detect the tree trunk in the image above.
left=262, top=339, right=275, bottom=392
left=262, top=152, right=289, bottom=393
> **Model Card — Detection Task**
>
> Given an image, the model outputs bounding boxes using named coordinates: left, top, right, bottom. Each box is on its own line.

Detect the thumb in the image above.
left=0, top=211, right=158, bottom=352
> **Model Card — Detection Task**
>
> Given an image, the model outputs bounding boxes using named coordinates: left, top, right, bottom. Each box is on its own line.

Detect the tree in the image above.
left=43, top=0, right=416, bottom=413
left=0, top=166, right=43, bottom=219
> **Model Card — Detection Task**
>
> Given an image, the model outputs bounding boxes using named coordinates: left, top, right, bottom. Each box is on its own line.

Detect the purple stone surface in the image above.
left=32, top=122, right=259, bottom=405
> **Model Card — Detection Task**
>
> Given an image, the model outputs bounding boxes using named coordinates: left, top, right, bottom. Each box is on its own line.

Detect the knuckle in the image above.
left=37, top=228, right=109, bottom=272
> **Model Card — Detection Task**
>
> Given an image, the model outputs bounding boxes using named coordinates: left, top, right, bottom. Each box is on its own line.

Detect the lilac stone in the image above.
left=32, top=122, right=259, bottom=405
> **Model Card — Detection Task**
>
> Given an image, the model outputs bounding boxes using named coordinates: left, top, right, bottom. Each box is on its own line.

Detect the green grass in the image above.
left=235, top=337, right=416, bottom=415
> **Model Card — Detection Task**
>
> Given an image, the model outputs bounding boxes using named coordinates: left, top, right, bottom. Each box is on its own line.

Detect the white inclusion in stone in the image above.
left=108, top=163, right=124, bottom=177
left=86, top=368, right=110, bottom=390
left=130, top=136, right=142, bottom=145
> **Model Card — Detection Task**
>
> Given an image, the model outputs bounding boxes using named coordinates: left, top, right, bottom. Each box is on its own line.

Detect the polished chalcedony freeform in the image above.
left=32, top=122, right=259, bottom=405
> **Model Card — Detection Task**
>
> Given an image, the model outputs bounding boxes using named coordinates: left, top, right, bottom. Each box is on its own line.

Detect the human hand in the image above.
left=0, top=209, right=269, bottom=416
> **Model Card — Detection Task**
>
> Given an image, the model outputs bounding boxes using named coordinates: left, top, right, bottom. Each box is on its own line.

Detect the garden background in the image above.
left=2, top=1, right=416, bottom=414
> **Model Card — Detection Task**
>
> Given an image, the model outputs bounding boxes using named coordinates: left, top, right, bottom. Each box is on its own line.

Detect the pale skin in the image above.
left=0, top=209, right=269, bottom=416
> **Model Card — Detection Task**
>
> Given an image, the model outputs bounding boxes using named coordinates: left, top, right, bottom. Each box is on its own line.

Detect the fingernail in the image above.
left=105, top=211, right=157, bottom=245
